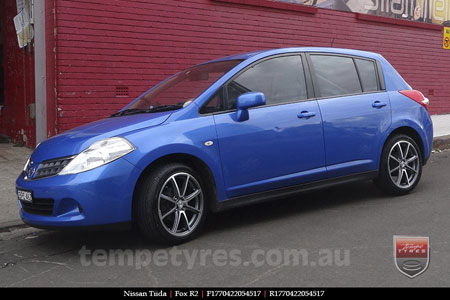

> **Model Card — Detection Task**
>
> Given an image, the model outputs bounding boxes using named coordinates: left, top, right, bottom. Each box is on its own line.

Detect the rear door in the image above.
left=209, top=55, right=327, bottom=198
left=307, top=53, right=391, bottom=178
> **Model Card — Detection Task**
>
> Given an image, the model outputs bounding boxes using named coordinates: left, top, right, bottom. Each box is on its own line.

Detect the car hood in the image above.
left=31, top=112, right=172, bottom=162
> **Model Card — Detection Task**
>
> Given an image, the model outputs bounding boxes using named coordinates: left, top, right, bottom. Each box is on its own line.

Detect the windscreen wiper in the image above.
left=110, top=105, right=183, bottom=117
left=110, top=108, right=143, bottom=117
left=145, top=104, right=184, bottom=113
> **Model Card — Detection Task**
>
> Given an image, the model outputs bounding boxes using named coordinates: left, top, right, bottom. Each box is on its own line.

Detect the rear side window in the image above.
left=310, top=55, right=362, bottom=98
left=226, top=55, right=308, bottom=109
left=355, top=58, right=379, bottom=92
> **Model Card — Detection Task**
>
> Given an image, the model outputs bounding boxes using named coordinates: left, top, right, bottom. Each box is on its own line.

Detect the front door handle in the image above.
left=372, top=101, right=387, bottom=108
left=298, top=111, right=316, bottom=119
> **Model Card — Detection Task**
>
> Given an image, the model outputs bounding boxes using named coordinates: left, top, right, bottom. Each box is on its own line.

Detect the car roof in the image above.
left=209, top=47, right=382, bottom=63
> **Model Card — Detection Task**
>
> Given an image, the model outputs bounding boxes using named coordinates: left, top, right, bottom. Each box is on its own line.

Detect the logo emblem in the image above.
left=394, top=236, right=429, bottom=278
left=27, top=161, right=37, bottom=178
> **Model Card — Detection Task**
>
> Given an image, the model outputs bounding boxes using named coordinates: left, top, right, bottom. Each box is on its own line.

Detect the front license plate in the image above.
left=17, top=189, right=33, bottom=203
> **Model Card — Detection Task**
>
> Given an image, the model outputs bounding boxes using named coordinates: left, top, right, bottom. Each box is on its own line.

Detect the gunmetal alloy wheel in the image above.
left=388, top=140, right=420, bottom=189
left=157, top=172, right=204, bottom=237
left=136, top=163, right=208, bottom=245
left=374, top=134, right=423, bottom=195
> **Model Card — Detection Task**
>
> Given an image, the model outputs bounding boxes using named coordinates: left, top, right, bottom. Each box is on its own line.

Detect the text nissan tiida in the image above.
left=17, top=48, right=433, bottom=245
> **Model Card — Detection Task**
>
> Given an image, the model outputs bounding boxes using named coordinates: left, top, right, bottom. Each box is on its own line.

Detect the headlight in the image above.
left=23, top=156, right=31, bottom=172
left=23, top=142, right=40, bottom=172
left=59, top=137, right=135, bottom=175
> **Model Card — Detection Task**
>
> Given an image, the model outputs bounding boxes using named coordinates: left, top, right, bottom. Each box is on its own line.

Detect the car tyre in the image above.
left=375, top=134, right=423, bottom=196
left=136, top=163, right=208, bottom=245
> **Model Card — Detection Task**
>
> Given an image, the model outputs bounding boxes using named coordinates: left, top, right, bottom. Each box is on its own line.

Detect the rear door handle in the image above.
left=297, top=111, right=316, bottom=119
left=372, top=101, right=387, bottom=108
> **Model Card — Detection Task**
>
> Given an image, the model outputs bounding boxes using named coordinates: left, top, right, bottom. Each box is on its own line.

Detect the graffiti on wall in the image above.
left=276, top=0, right=450, bottom=24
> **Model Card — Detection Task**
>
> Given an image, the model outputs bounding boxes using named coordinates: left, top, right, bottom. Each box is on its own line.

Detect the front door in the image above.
left=213, top=55, right=327, bottom=198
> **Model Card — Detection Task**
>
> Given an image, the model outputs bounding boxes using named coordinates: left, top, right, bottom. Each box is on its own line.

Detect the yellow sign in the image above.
left=444, top=27, right=450, bottom=50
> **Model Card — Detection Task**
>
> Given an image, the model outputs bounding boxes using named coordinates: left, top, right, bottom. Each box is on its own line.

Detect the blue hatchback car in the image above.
left=16, top=48, right=433, bottom=244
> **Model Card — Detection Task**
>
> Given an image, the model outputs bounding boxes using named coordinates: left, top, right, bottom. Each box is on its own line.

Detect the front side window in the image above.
left=225, top=55, right=308, bottom=110
left=199, top=88, right=224, bottom=114
left=127, top=60, right=242, bottom=111
left=310, top=55, right=362, bottom=98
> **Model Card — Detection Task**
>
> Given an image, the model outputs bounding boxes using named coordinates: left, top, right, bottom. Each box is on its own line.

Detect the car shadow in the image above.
left=205, top=180, right=387, bottom=234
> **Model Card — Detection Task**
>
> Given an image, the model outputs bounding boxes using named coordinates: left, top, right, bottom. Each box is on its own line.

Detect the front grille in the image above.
left=21, top=198, right=54, bottom=216
left=33, top=157, right=73, bottom=179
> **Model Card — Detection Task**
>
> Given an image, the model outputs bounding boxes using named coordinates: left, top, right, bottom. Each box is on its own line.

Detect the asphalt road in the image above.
left=1, top=150, right=450, bottom=287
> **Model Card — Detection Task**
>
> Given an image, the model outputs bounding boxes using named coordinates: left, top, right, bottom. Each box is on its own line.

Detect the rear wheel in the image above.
left=136, top=163, right=207, bottom=245
left=375, top=134, right=422, bottom=195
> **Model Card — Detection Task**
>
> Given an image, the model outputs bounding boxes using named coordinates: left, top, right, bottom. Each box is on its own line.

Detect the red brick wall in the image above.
left=54, top=0, right=450, bottom=132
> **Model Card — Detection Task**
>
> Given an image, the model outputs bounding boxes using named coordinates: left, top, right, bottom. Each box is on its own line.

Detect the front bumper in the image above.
left=16, top=157, right=141, bottom=228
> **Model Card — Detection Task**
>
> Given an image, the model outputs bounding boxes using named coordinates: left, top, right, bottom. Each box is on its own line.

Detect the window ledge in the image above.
left=356, top=13, right=443, bottom=31
left=211, top=0, right=318, bottom=14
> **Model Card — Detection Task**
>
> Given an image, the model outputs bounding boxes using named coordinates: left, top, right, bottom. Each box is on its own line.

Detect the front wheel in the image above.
left=136, top=163, right=207, bottom=245
left=375, top=134, right=423, bottom=195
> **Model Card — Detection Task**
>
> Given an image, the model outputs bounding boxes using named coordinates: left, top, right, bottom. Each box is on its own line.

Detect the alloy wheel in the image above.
left=388, top=140, right=420, bottom=189
left=157, top=172, right=204, bottom=237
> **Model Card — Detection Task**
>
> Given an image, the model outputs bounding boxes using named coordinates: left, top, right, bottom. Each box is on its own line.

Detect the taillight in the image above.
left=399, top=90, right=429, bottom=111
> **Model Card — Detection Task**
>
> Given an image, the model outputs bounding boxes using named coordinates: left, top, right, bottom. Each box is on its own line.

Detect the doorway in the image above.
left=0, top=0, right=36, bottom=147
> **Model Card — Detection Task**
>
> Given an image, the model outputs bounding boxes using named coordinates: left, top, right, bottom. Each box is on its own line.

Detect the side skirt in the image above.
left=211, top=170, right=378, bottom=212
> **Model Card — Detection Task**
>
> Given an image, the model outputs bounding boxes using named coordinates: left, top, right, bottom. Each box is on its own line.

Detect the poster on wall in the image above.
left=276, top=0, right=450, bottom=25
left=13, top=0, right=33, bottom=48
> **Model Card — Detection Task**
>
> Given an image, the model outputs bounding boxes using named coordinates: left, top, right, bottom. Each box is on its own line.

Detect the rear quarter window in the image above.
left=355, top=58, right=379, bottom=93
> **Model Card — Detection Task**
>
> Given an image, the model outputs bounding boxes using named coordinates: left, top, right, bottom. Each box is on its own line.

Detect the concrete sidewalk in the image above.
left=0, top=113, right=450, bottom=229
left=432, top=114, right=450, bottom=137
left=431, top=114, right=450, bottom=150
left=0, top=143, right=32, bottom=228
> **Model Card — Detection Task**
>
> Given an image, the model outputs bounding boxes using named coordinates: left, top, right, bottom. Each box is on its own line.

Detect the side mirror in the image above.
left=236, top=92, right=266, bottom=122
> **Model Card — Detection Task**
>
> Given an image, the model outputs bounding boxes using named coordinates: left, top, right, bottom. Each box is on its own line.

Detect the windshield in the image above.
left=126, top=60, right=242, bottom=111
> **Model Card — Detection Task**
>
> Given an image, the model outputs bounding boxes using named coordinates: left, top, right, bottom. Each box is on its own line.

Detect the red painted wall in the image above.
left=54, top=0, right=450, bottom=132
left=0, top=0, right=35, bottom=146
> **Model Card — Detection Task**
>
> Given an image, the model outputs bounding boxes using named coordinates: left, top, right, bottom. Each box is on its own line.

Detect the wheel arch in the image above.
left=131, top=153, right=218, bottom=222
left=381, top=126, right=426, bottom=167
